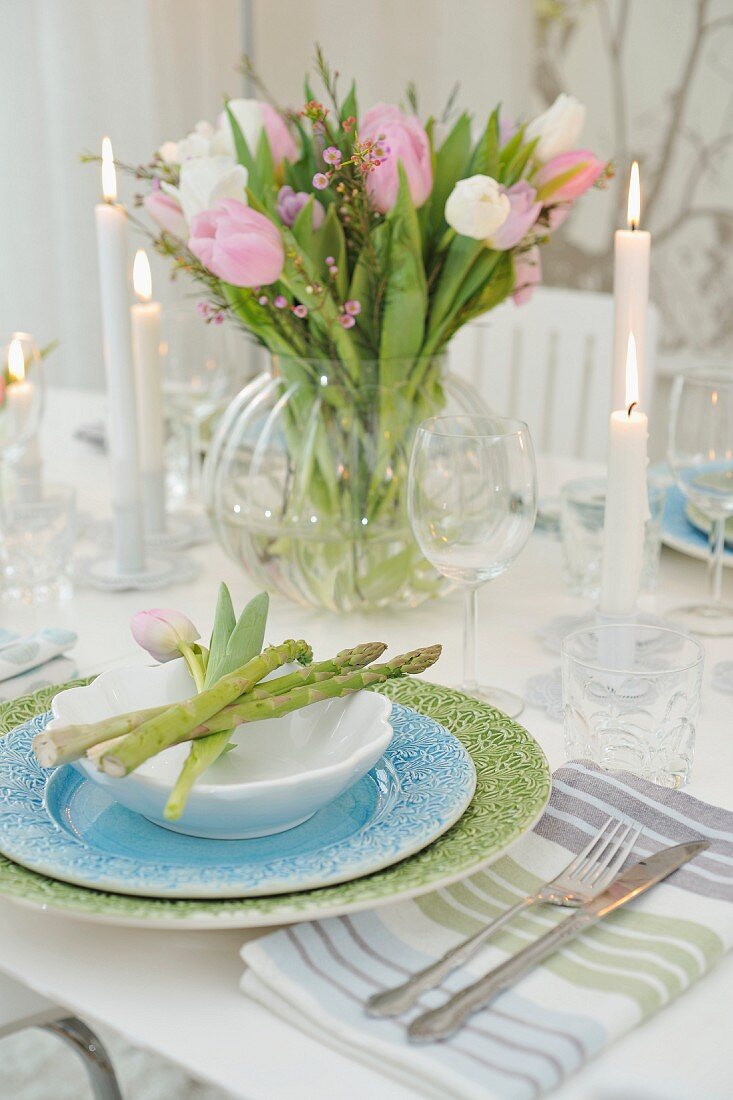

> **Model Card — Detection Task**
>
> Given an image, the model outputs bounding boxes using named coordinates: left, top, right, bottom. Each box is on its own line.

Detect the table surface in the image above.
left=1, top=388, right=732, bottom=1100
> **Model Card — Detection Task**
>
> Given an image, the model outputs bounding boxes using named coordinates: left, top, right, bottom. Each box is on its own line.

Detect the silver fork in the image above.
left=366, top=816, right=642, bottom=1018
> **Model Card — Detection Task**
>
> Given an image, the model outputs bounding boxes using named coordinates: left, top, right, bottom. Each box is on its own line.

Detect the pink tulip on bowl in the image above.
left=360, top=103, right=432, bottom=214
left=534, top=150, right=605, bottom=203
left=189, top=199, right=285, bottom=287
left=144, top=190, right=188, bottom=239
left=512, top=246, right=542, bottom=306
left=130, top=608, right=200, bottom=663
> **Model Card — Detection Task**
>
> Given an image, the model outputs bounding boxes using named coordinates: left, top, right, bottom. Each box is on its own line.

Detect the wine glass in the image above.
left=668, top=366, right=733, bottom=636
left=408, top=415, right=537, bottom=717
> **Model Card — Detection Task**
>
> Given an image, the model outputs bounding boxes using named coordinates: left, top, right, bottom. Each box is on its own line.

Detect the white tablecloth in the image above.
left=1, top=388, right=731, bottom=1099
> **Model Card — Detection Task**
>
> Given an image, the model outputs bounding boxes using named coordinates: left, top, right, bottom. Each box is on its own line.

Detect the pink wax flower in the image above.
left=513, top=246, right=542, bottom=306
left=487, top=181, right=541, bottom=250
left=344, top=300, right=361, bottom=316
left=189, top=199, right=285, bottom=288
left=339, top=313, right=356, bottom=329
left=144, top=189, right=188, bottom=239
left=276, top=185, right=325, bottom=229
left=313, top=172, right=329, bottom=190
left=323, top=146, right=342, bottom=166
left=130, top=608, right=200, bottom=663
left=360, top=103, right=432, bottom=213
left=292, top=304, right=308, bottom=318
left=534, top=150, right=605, bottom=203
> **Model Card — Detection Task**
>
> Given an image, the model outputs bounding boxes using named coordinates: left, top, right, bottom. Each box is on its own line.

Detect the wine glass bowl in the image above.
left=408, top=415, right=537, bottom=717
left=667, top=367, right=733, bottom=635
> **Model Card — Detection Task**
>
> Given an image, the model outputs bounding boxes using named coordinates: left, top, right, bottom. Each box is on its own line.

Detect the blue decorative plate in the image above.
left=0, top=703, right=476, bottom=899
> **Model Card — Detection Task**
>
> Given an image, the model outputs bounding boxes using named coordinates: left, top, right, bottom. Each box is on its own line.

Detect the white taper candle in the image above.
left=599, top=334, right=649, bottom=618
left=612, top=163, right=650, bottom=411
left=131, top=249, right=166, bottom=535
left=94, top=136, right=145, bottom=573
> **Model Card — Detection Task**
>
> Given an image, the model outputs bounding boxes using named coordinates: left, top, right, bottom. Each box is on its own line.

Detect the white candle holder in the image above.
left=75, top=550, right=198, bottom=593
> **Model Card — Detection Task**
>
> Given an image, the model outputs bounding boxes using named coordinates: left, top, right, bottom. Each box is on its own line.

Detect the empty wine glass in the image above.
left=408, top=415, right=537, bottom=717
left=668, top=366, right=733, bottom=635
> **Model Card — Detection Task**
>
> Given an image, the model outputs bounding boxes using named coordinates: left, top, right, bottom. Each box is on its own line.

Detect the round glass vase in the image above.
left=202, top=353, right=486, bottom=611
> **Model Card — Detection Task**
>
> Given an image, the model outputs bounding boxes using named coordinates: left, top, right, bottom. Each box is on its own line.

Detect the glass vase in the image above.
left=202, top=352, right=486, bottom=611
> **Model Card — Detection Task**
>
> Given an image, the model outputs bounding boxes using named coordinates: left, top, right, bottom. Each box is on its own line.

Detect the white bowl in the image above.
left=47, top=659, right=393, bottom=839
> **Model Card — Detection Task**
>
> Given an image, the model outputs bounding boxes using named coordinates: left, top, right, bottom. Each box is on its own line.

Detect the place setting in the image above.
left=2, top=17, right=733, bottom=1100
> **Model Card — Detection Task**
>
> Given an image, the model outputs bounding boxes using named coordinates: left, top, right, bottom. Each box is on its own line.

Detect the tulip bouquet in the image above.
left=102, top=51, right=608, bottom=610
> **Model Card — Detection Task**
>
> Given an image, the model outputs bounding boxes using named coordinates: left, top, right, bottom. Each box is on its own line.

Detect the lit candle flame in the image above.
left=133, top=249, right=152, bottom=302
left=101, top=136, right=117, bottom=202
left=627, top=161, right=641, bottom=230
left=625, top=333, right=639, bottom=414
left=7, top=338, right=25, bottom=383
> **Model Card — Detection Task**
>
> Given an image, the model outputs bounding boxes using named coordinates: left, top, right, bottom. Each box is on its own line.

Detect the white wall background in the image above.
left=1, top=0, right=244, bottom=389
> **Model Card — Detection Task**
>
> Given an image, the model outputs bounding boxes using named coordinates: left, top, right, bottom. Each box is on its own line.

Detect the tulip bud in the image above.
left=130, top=609, right=200, bottom=663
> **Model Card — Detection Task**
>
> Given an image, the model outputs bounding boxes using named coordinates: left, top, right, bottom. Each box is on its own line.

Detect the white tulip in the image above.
left=444, top=175, right=510, bottom=240
left=161, top=156, right=249, bottom=227
left=525, top=94, right=585, bottom=162
left=157, top=120, right=216, bottom=165
left=211, top=99, right=266, bottom=158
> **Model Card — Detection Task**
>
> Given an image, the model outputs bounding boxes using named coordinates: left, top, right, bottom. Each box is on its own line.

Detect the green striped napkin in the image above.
left=241, top=761, right=732, bottom=1100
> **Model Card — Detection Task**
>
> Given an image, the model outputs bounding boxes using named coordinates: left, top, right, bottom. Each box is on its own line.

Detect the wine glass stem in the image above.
left=462, top=585, right=479, bottom=693
left=708, top=516, right=726, bottom=607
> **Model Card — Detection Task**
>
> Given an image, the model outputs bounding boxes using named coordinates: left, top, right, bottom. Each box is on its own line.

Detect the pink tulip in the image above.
left=534, top=150, right=605, bottom=203
left=360, top=103, right=432, bottom=213
left=260, top=102, right=298, bottom=166
left=144, top=189, right=188, bottom=239
left=513, top=246, right=542, bottom=306
left=488, top=181, right=541, bottom=250
left=131, top=608, right=200, bottom=663
left=189, top=199, right=285, bottom=287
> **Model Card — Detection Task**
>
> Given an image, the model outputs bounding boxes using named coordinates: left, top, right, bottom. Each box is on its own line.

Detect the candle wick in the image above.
left=627, top=401, right=637, bottom=417
left=630, top=221, right=638, bottom=232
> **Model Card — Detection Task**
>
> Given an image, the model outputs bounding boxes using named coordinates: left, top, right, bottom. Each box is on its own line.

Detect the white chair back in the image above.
left=448, top=287, right=658, bottom=462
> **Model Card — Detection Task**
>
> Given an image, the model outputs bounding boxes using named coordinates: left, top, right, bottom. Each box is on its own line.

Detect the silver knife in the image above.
left=408, top=839, right=709, bottom=1043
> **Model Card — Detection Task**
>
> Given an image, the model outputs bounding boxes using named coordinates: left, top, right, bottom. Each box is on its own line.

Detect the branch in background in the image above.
left=643, top=0, right=711, bottom=223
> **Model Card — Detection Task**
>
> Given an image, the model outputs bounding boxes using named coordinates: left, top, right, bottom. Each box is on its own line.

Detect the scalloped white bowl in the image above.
left=46, top=659, right=393, bottom=839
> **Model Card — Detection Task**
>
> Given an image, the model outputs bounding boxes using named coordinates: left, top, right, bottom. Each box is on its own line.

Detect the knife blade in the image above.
left=408, top=839, right=709, bottom=1043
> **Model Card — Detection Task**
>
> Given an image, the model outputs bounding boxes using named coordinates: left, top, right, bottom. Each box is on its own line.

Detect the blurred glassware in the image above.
left=562, top=623, right=704, bottom=788
left=667, top=367, right=733, bottom=635
left=161, top=304, right=257, bottom=507
left=560, top=476, right=665, bottom=601
left=0, top=483, right=76, bottom=604
left=0, top=333, right=44, bottom=462
left=408, top=415, right=537, bottom=718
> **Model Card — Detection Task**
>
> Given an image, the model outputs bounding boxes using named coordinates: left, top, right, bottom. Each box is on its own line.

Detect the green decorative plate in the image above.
left=0, top=679, right=550, bottom=929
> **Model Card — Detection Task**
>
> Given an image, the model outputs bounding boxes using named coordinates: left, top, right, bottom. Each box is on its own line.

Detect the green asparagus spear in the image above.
left=162, top=641, right=388, bottom=821
left=33, top=644, right=388, bottom=769
left=100, top=639, right=312, bottom=777
left=114, top=645, right=441, bottom=761
left=33, top=705, right=165, bottom=768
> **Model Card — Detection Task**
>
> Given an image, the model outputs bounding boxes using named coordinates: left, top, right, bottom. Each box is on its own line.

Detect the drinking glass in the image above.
left=560, top=476, right=666, bottom=600
left=0, top=483, right=76, bottom=603
left=667, top=367, right=733, bottom=635
left=408, top=415, right=537, bottom=717
left=562, top=623, right=704, bottom=788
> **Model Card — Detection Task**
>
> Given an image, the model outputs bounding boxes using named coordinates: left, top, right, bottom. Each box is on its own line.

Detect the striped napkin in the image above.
left=0, top=629, right=77, bottom=702
left=241, top=761, right=733, bottom=1100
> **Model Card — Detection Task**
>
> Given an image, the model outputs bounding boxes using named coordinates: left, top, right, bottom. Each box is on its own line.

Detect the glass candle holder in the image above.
left=559, top=477, right=665, bottom=600
left=0, top=483, right=76, bottom=603
left=561, top=623, right=704, bottom=788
